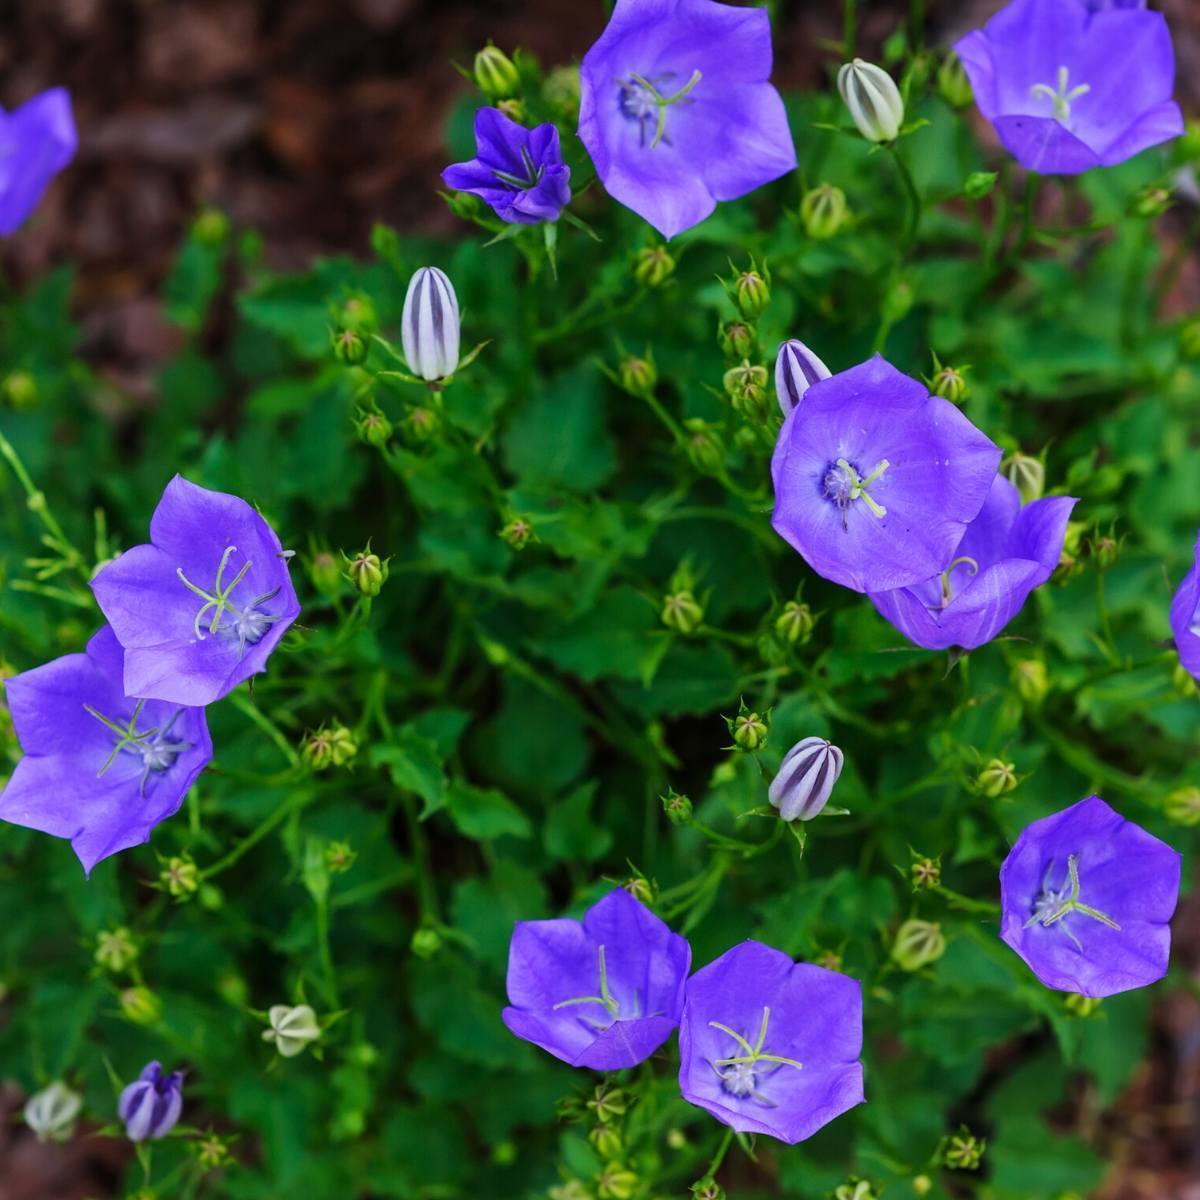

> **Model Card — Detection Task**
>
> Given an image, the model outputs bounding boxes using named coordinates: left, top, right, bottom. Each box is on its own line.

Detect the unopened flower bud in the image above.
left=813, top=948, right=843, bottom=972
left=161, top=853, right=199, bottom=897
left=931, top=363, right=969, bottom=404
left=1003, top=453, right=1044, bottom=504
left=354, top=408, right=392, bottom=446
left=1129, top=184, right=1172, bottom=219
left=401, top=267, right=460, bottom=382
left=661, top=789, right=693, bottom=826
left=589, top=1123, right=623, bottom=1159
left=597, top=1163, right=638, bottom=1200
left=623, top=875, right=655, bottom=905
left=775, top=338, right=832, bottom=416
left=881, top=278, right=914, bottom=325
left=325, top=840, right=357, bottom=873
left=835, top=1181, right=880, bottom=1200
left=24, top=1082, right=82, bottom=1143
left=544, top=65, right=581, bottom=120
left=303, top=722, right=357, bottom=770
left=683, top=419, right=725, bottom=475
left=263, top=1004, right=321, bottom=1057
left=1064, top=992, right=1102, bottom=1017
left=633, top=245, right=674, bottom=287
left=1180, top=315, right=1200, bottom=361
left=1165, top=786, right=1200, bottom=826
left=912, top=1176, right=932, bottom=1197
left=720, top=320, right=756, bottom=360
left=837, top=59, right=905, bottom=143
left=775, top=599, right=815, bottom=645
left=345, top=545, right=388, bottom=596
left=731, top=264, right=770, bottom=319
left=549, top=1180, right=592, bottom=1200
left=120, top=986, right=163, bottom=1026
left=96, top=926, right=139, bottom=973
left=500, top=517, right=534, bottom=551
left=411, top=925, right=443, bottom=959
left=964, top=170, right=998, bottom=199
left=474, top=43, right=520, bottom=100
left=2, top=370, right=38, bottom=409
left=723, top=360, right=769, bottom=421
left=496, top=96, right=526, bottom=122
left=691, top=1181, right=726, bottom=1200
left=1013, top=658, right=1049, bottom=705
left=445, top=189, right=483, bottom=220
left=1092, top=533, right=1119, bottom=569
left=661, top=589, right=704, bottom=635
left=619, top=354, right=656, bottom=395
left=769, top=736, right=844, bottom=821
left=310, top=548, right=344, bottom=595
left=196, top=1130, right=232, bottom=1170
left=910, top=855, right=941, bottom=891
left=405, top=405, right=441, bottom=442
left=727, top=702, right=769, bottom=751
left=1056, top=520, right=1085, bottom=579
left=937, top=52, right=974, bottom=108
left=588, top=1083, right=628, bottom=1122
left=1173, top=660, right=1198, bottom=698
left=336, top=294, right=376, bottom=332
left=800, top=183, right=848, bottom=239
left=939, top=1127, right=985, bottom=1171
left=977, top=758, right=1018, bottom=797
left=891, top=919, right=946, bottom=971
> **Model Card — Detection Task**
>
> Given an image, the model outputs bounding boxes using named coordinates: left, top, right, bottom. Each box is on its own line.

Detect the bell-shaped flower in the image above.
left=24, top=1082, right=82, bottom=1143
left=836, top=59, right=904, bottom=143
left=678, top=940, right=864, bottom=1143
left=502, top=888, right=691, bottom=1070
left=868, top=476, right=1077, bottom=651
left=0, top=626, right=212, bottom=874
left=1000, top=795, right=1180, bottom=997
left=769, top=737, right=844, bottom=822
left=401, top=266, right=461, bottom=382
left=1169, top=529, right=1200, bottom=682
left=578, top=0, right=796, bottom=240
left=442, top=107, right=571, bottom=225
left=954, top=0, right=1183, bottom=174
left=91, top=476, right=301, bottom=707
left=771, top=355, right=1001, bottom=594
left=774, top=339, right=831, bottom=417
left=0, top=88, right=77, bottom=235
left=118, top=1062, right=184, bottom=1142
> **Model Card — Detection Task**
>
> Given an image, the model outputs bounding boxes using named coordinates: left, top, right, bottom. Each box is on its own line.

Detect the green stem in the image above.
left=198, top=790, right=313, bottom=881
left=908, top=0, right=925, bottom=53
left=843, top=0, right=856, bottom=59
left=889, top=147, right=922, bottom=247
left=703, top=1127, right=735, bottom=1184
left=229, top=692, right=301, bottom=766
left=398, top=789, right=440, bottom=921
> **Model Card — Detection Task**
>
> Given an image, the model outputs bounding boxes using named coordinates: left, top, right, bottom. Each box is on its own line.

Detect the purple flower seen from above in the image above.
left=0, top=626, right=211, bottom=874
left=442, top=107, right=572, bottom=225
left=868, top=475, right=1077, bottom=651
left=91, top=476, right=300, bottom=707
left=678, top=941, right=864, bottom=1143
left=0, top=88, right=77, bottom=236
left=502, top=887, right=691, bottom=1070
left=1169, top=530, right=1200, bottom=682
left=119, top=1062, right=184, bottom=1142
left=954, top=0, right=1183, bottom=174
left=771, top=355, right=1002, bottom=594
left=1000, top=795, right=1180, bottom=998
left=578, top=0, right=796, bottom=239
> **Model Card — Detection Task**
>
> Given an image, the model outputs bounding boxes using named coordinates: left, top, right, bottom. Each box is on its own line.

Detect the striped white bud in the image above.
left=768, top=736, right=844, bottom=822
left=837, top=59, right=905, bottom=144
left=401, top=267, right=460, bottom=382
left=775, top=339, right=832, bottom=416
left=25, top=1081, right=83, bottom=1142
left=262, top=1003, right=322, bottom=1057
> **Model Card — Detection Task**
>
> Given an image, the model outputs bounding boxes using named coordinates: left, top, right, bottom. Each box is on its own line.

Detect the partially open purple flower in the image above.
left=442, top=107, right=572, bottom=225
left=578, top=0, right=796, bottom=239
left=0, top=626, right=211, bottom=874
left=1000, top=795, right=1180, bottom=998
left=769, top=738, right=844, bottom=822
left=1169, top=530, right=1200, bottom=682
left=502, top=888, right=691, bottom=1070
left=678, top=941, right=864, bottom=1143
left=0, top=88, right=77, bottom=236
left=119, top=1062, right=184, bottom=1142
left=954, top=0, right=1183, bottom=174
left=771, top=355, right=1001, bottom=594
left=775, top=339, right=832, bottom=417
left=868, top=476, right=1076, bottom=651
left=91, top=476, right=300, bottom=707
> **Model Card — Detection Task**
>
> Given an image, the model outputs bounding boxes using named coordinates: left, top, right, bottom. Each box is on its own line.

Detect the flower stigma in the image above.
left=84, top=701, right=191, bottom=795
left=552, top=945, right=632, bottom=1029
left=823, top=458, right=890, bottom=529
left=940, top=555, right=979, bottom=608
left=617, top=69, right=703, bottom=148
left=1024, top=853, right=1121, bottom=951
left=1030, top=66, right=1090, bottom=124
left=492, top=145, right=545, bottom=191
left=176, top=545, right=283, bottom=656
left=708, top=1006, right=803, bottom=1104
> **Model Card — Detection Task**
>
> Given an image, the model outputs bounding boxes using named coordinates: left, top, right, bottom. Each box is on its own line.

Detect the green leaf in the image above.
left=445, top=781, right=531, bottom=841
left=370, top=728, right=447, bottom=818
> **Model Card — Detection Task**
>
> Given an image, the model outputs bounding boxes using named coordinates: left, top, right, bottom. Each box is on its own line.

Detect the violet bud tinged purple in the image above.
left=837, top=59, right=905, bottom=143
left=118, top=1062, right=184, bottom=1142
left=769, top=737, right=844, bottom=821
left=775, top=339, right=832, bottom=416
left=401, top=267, right=460, bottom=382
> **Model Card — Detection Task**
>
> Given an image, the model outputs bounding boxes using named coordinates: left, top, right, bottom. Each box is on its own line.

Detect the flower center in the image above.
left=84, top=701, right=190, bottom=796
left=939, top=555, right=979, bottom=608
left=1023, top=853, right=1121, bottom=951
left=552, top=945, right=639, bottom=1031
left=708, top=1006, right=803, bottom=1104
left=822, top=457, right=890, bottom=529
left=176, top=545, right=283, bottom=657
left=1030, top=65, right=1091, bottom=124
left=617, top=69, right=702, bottom=149
left=491, top=145, right=544, bottom=192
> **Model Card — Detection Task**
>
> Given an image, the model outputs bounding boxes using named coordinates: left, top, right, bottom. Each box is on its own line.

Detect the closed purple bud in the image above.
left=401, top=267, right=460, bottom=382
left=774, top=339, right=832, bottom=416
left=769, top=737, right=844, bottom=821
left=118, top=1061, right=184, bottom=1142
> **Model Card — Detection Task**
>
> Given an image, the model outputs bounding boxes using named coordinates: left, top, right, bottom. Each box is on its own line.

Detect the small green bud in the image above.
left=193, top=208, right=230, bottom=246
left=720, top=320, right=756, bottom=360
left=1165, top=786, right=1200, bottom=826
left=217, top=971, right=249, bottom=1007
left=2, top=370, right=38, bottom=409
left=325, top=841, right=357, bottom=874
left=1064, top=992, right=1102, bottom=1017
left=723, top=360, right=769, bottom=421
left=619, top=354, right=657, bottom=395
left=195, top=1130, right=233, bottom=1170
left=813, top=948, right=843, bottom=972
left=544, top=65, right=581, bottom=120
left=835, top=1180, right=880, bottom=1200
left=1180, top=315, right=1200, bottom=361
left=661, top=789, right=694, bottom=826
left=1129, top=184, right=1172, bottom=219
left=345, top=545, right=388, bottom=596
left=496, top=97, right=526, bottom=123
left=161, top=854, right=199, bottom=898
left=726, top=701, right=769, bottom=751
left=589, top=1124, right=623, bottom=1159
left=492, top=1140, right=518, bottom=1167
left=474, top=43, right=521, bottom=100
left=661, top=589, right=704, bottom=635
left=1013, top=658, right=1050, bottom=706
left=310, top=548, right=344, bottom=595
left=909, top=855, right=941, bottom=891
left=411, top=925, right=443, bottom=959
left=964, top=170, right=998, bottom=200
left=500, top=517, right=534, bottom=551
left=597, top=1163, right=638, bottom=1200
left=931, top=363, right=969, bottom=404
left=332, top=327, right=368, bottom=366
left=775, top=600, right=815, bottom=646
left=354, top=408, right=392, bottom=446
left=938, top=1126, right=986, bottom=1171
left=881, top=278, right=914, bottom=325
left=623, top=874, right=656, bottom=905
left=1173, top=660, right=1198, bottom=698
left=1092, top=533, right=1119, bottom=570
left=977, top=758, right=1018, bottom=797
left=1003, top=453, right=1045, bottom=504
left=555, top=1093, right=587, bottom=1125
left=633, top=245, right=675, bottom=287
left=691, top=1181, right=726, bottom=1200
left=891, top=919, right=946, bottom=971
left=337, top=294, right=377, bottom=332
left=1056, top=520, right=1086, bottom=580
left=587, top=1083, right=628, bottom=1122
left=262, top=1003, right=321, bottom=1057
left=120, top=985, right=163, bottom=1025
left=731, top=263, right=770, bottom=319
left=799, top=183, right=848, bottom=240
left=95, top=927, right=139, bottom=973
left=303, top=722, right=358, bottom=770
left=404, top=405, right=441, bottom=442
left=549, top=1181, right=592, bottom=1200
left=912, top=1175, right=932, bottom=1196
left=683, top=419, right=725, bottom=475
left=445, top=189, right=483, bottom=220
left=937, top=52, right=974, bottom=108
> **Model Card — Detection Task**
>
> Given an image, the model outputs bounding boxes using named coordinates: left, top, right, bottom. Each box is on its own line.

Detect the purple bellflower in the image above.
left=91, top=476, right=300, bottom=707
left=1000, top=795, right=1180, bottom=997
left=502, top=888, right=691, bottom=1070
left=1169, top=530, right=1200, bottom=682
left=868, top=475, right=1077, bottom=651
left=0, top=626, right=211, bottom=874
left=578, top=0, right=796, bottom=240
left=442, top=107, right=571, bottom=225
left=0, top=88, right=77, bottom=236
left=119, top=1062, right=184, bottom=1142
left=771, top=355, right=1002, bottom=594
left=769, top=737, right=844, bottom=822
left=678, top=941, right=864, bottom=1143
left=954, top=0, right=1183, bottom=175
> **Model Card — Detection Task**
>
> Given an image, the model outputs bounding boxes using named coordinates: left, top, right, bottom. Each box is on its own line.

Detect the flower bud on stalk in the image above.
left=730, top=262, right=770, bottom=318
left=720, top=320, right=756, bottom=360
left=401, top=267, right=460, bottom=383
left=683, top=419, right=725, bottom=474
left=661, top=789, right=693, bottom=826
left=939, top=1127, right=986, bottom=1171
left=1003, top=453, right=1045, bottom=503
left=661, top=589, right=704, bottom=635
left=589, top=1123, right=623, bottom=1159
left=1165, top=786, right=1200, bottom=826
left=769, top=737, right=844, bottom=821
left=800, top=183, right=848, bottom=239
left=1180, top=316, right=1200, bottom=360
left=723, top=360, right=769, bottom=421
left=24, top=1082, right=82, bottom=1143
left=910, top=855, right=941, bottom=891
left=354, top=408, right=392, bottom=447
left=623, top=874, right=656, bottom=905
left=633, top=245, right=674, bottom=287
left=727, top=701, right=769, bottom=751
left=977, top=758, right=1018, bottom=797
left=411, top=926, right=443, bottom=959
left=963, top=170, right=998, bottom=199
left=775, top=339, right=832, bottom=416
left=692, top=1181, right=726, bottom=1200
left=619, top=354, right=656, bottom=395
left=931, top=363, right=969, bottom=404
left=2, top=370, right=38, bottom=409
left=1013, top=658, right=1049, bottom=705
left=597, top=1164, right=638, bottom=1200
left=835, top=1180, right=880, bottom=1200
left=775, top=599, right=815, bottom=645
left=500, top=517, right=534, bottom=551
left=1129, top=184, right=1172, bottom=218
left=937, top=53, right=974, bottom=108
left=303, top=722, right=358, bottom=770
left=120, top=986, right=163, bottom=1025
left=1064, top=992, right=1102, bottom=1017
left=95, top=927, right=138, bottom=972
left=891, top=919, right=946, bottom=971
left=262, top=1005, right=321, bottom=1057
left=161, top=854, right=199, bottom=897
left=544, top=65, right=581, bottom=121
left=309, top=547, right=343, bottom=595
left=119, top=1063, right=184, bottom=1142
left=474, top=43, right=520, bottom=100
left=345, top=545, right=388, bottom=596
left=325, top=841, right=358, bottom=873
left=404, top=405, right=441, bottom=443
left=837, top=59, right=905, bottom=143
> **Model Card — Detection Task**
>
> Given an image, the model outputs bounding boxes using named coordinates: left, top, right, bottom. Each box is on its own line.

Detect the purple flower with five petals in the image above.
left=771, top=355, right=1002, bottom=594
left=91, top=476, right=300, bottom=707
left=1, top=88, right=77, bottom=236
left=0, top=626, right=211, bottom=874
left=119, top=1062, right=184, bottom=1142
left=1169, top=529, right=1200, bottom=682
left=1000, top=795, right=1180, bottom=997
left=954, top=0, right=1183, bottom=174
left=442, top=107, right=572, bottom=225
left=502, top=888, right=691, bottom=1070
left=578, top=0, right=796, bottom=239
left=678, top=941, right=864, bottom=1143
left=868, top=475, right=1077, bottom=651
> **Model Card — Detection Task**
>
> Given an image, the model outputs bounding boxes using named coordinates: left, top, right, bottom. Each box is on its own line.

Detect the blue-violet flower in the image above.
left=769, top=737, right=844, bottom=822
left=119, top=1062, right=184, bottom=1142
left=0, top=88, right=77, bottom=236
left=401, top=266, right=461, bottom=382
left=1169, top=529, right=1200, bottom=683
